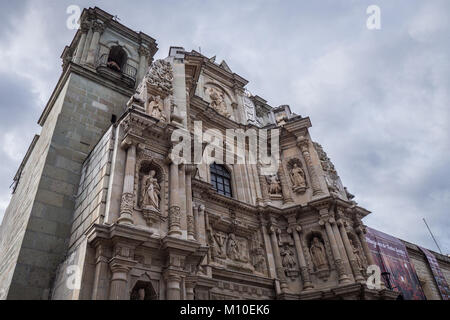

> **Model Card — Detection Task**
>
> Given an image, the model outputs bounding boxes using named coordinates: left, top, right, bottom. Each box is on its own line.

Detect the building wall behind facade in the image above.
left=0, top=70, right=130, bottom=300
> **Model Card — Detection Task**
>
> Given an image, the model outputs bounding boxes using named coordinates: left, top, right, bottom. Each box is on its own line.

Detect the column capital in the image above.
left=287, top=224, right=302, bottom=234
left=80, top=21, right=90, bottom=33
left=138, top=45, right=151, bottom=58
left=92, top=20, right=105, bottom=34
left=120, top=137, right=137, bottom=150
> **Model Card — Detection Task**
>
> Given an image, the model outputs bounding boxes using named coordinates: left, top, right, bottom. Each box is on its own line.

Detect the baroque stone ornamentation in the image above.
left=287, top=158, right=307, bottom=194
left=145, top=59, right=174, bottom=95
left=280, top=244, right=299, bottom=279
left=297, top=136, right=324, bottom=196
left=205, top=86, right=230, bottom=118
left=120, top=192, right=134, bottom=217
left=266, top=174, right=282, bottom=197
left=147, top=95, right=167, bottom=122
left=168, top=206, right=181, bottom=230
left=309, top=236, right=329, bottom=274
left=313, top=142, right=344, bottom=198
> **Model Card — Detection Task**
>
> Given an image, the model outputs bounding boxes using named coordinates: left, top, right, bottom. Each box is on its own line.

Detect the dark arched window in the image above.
left=210, top=163, right=232, bottom=197
left=107, top=46, right=127, bottom=72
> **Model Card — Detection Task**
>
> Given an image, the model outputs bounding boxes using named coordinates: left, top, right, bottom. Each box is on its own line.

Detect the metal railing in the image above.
left=95, top=54, right=137, bottom=81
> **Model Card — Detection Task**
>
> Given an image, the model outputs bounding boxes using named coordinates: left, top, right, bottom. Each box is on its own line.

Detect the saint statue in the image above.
left=290, top=163, right=306, bottom=189
left=280, top=245, right=297, bottom=270
left=148, top=95, right=166, bottom=122
left=141, top=170, right=160, bottom=211
left=309, top=237, right=328, bottom=270
left=267, top=175, right=282, bottom=195
left=227, top=233, right=240, bottom=261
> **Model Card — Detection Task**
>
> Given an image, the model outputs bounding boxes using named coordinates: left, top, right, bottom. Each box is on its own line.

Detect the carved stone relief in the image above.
left=205, top=86, right=231, bottom=118
left=280, top=244, right=298, bottom=279
left=305, top=233, right=331, bottom=280
left=313, top=142, right=344, bottom=198
left=147, top=95, right=167, bottom=122
left=287, top=158, right=307, bottom=194
left=266, top=174, right=282, bottom=199
left=144, top=59, right=174, bottom=95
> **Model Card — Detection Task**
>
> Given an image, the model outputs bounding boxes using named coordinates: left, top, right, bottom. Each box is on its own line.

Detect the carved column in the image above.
left=319, top=209, right=350, bottom=284
left=185, top=165, right=195, bottom=240
left=330, top=217, right=352, bottom=278
left=297, top=136, right=323, bottom=196
left=287, top=225, right=314, bottom=290
left=86, top=21, right=104, bottom=67
left=165, top=274, right=182, bottom=300
left=356, top=225, right=375, bottom=266
left=91, top=242, right=109, bottom=300
left=74, top=22, right=90, bottom=64
left=278, top=165, right=293, bottom=203
left=117, top=139, right=136, bottom=225
left=268, top=224, right=288, bottom=292
left=185, top=278, right=196, bottom=300
left=137, top=46, right=150, bottom=85
left=168, top=161, right=181, bottom=237
left=81, top=24, right=93, bottom=64
left=337, top=219, right=364, bottom=282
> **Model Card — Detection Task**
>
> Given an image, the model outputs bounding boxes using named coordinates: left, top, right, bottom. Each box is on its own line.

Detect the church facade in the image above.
left=0, top=7, right=445, bottom=300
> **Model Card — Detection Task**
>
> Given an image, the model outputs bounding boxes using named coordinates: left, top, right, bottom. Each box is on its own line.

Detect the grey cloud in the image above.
left=0, top=0, right=448, bottom=254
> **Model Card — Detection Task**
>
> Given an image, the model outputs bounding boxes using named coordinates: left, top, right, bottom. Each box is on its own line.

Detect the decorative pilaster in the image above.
left=117, top=139, right=136, bottom=225
left=91, top=242, right=109, bottom=300
left=330, top=216, right=352, bottom=278
left=185, top=277, right=196, bottom=300
left=297, top=136, right=323, bottom=196
left=74, top=21, right=90, bottom=64
left=268, top=224, right=288, bottom=293
left=137, top=45, right=150, bottom=85
left=318, top=209, right=350, bottom=284
left=86, top=21, right=104, bottom=67
left=287, top=225, right=314, bottom=290
left=337, top=218, right=365, bottom=282
left=355, top=224, right=375, bottom=266
left=81, top=24, right=93, bottom=64
left=185, top=165, right=195, bottom=240
left=165, top=273, right=182, bottom=300
left=168, top=161, right=181, bottom=237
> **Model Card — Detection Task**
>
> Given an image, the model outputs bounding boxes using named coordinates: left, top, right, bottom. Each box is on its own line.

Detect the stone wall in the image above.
left=68, top=126, right=114, bottom=250
left=0, top=70, right=129, bottom=300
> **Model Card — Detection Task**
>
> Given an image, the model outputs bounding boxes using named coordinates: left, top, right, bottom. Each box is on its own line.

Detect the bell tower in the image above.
left=0, top=7, right=157, bottom=300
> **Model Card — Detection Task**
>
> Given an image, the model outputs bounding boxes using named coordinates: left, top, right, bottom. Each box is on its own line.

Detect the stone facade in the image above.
left=0, top=7, right=447, bottom=300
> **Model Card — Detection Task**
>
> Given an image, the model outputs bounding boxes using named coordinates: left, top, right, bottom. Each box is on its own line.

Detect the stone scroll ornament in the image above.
left=144, top=59, right=174, bottom=95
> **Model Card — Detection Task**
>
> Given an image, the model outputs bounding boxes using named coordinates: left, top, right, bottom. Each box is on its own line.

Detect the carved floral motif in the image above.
left=144, top=59, right=173, bottom=95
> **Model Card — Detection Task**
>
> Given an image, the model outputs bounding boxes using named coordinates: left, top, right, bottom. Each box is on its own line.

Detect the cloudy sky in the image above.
left=0, top=0, right=448, bottom=254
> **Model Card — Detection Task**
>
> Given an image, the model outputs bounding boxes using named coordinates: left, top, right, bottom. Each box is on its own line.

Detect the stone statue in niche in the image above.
left=147, top=95, right=166, bottom=122
left=141, top=170, right=161, bottom=212
left=206, top=86, right=230, bottom=118
left=267, top=175, right=282, bottom=195
left=309, top=237, right=328, bottom=271
left=290, top=163, right=307, bottom=193
left=281, top=244, right=296, bottom=270
left=281, top=244, right=299, bottom=279
left=226, top=233, right=240, bottom=261
left=253, top=247, right=267, bottom=274
left=350, top=239, right=364, bottom=270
